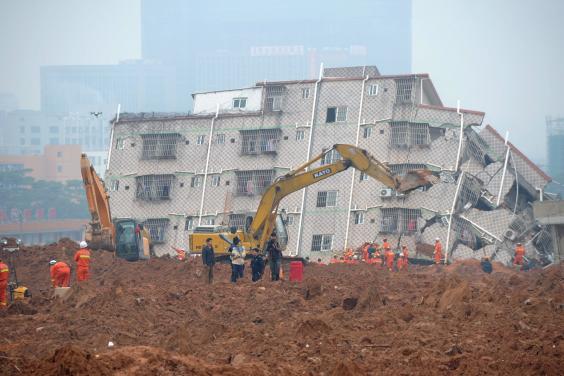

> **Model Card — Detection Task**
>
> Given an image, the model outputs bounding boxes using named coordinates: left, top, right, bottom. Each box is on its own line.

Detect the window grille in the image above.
left=240, top=129, right=281, bottom=155
left=296, top=130, right=305, bottom=141
left=389, top=122, right=430, bottom=148
left=196, top=135, right=205, bottom=145
left=143, top=218, right=169, bottom=243
left=367, top=84, right=379, bottom=96
left=316, top=190, right=338, bottom=207
left=395, top=78, right=415, bottom=103
left=321, top=149, right=341, bottom=165
left=135, top=174, right=175, bottom=201
left=191, top=176, right=202, bottom=188
left=354, top=211, right=365, bottom=224
left=311, top=234, right=334, bottom=252
left=301, top=88, right=310, bottom=99
left=211, top=175, right=221, bottom=187
left=141, top=133, right=180, bottom=160
left=389, top=163, right=426, bottom=176
left=235, top=170, right=275, bottom=196
left=228, top=214, right=246, bottom=230
left=233, top=97, right=247, bottom=109
left=380, top=208, right=421, bottom=234
left=185, top=216, right=194, bottom=231
left=216, top=133, right=226, bottom=144
left=363, top=127, right=372, bottom=138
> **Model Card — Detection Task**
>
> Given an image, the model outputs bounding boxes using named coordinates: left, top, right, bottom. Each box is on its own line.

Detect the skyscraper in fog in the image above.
left=141, top=0, right=412, bottom=110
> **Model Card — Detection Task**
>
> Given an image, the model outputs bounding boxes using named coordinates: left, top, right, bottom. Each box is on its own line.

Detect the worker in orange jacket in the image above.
left=514, top=242, right=525, bottom=268
left=0, top=258, right=9, bottom=308
left=434, top=238, right=443, bottom=264
left=50, top=259, right=70, bottom=288
left=74, top=241, right=91, bottom=282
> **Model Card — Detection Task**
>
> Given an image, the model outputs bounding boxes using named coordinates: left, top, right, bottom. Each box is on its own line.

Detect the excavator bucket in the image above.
left=396, top=169, right=439, bottom=193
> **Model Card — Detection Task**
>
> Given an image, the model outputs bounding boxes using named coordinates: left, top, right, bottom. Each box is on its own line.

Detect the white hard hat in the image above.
left=49, top=259, right=57, bottom=265
left=80, top=241, right=88, bottom=248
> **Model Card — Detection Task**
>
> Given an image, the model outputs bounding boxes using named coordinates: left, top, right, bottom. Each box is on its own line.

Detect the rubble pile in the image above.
left=0, top=240, right=563, bottom=375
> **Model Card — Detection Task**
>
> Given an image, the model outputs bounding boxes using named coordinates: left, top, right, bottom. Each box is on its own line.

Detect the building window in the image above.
left=116, top=138, right=125, bottom=150
left=380, top=208, right=421, bottom=234
left=296, top=130, right=305, bottom=141
left=354, top=211, right=365, bottom=225
left=141, top=133, right=180, bottom=159
left=240, top=129, right=280, bottom=155
left=235, top=169, right=275, bottom=196
left=316, top=190, right=338, bottom=208
left=135, top=174, right=175, bottom=201
left=57, top=165, right=63, bottom=173
left=31, top=126, right=40, bottom=133
left=185, top=217, right=194, bottom=231
left=363, top=127, right=372, bottom=138
left=395, top=78, right=415, bottom=103
left=31, top=138, right=40, bottom=145
left=211, top=175, right=221, bottom=187
left=196, top=135, right=205, bottom=145
left=367, top=84, right=379, bottom=96
left=143, top=218, right=169, bottom=243
left=321, top=149, right=341, bottom=165
left=190, top=176, right=202, bottom=188
left=49, top=126, right=59, bottom=134
left=311, top=234, right=334, bottom=252
left=233, top=97, right=247, bottom=109
left=359, top=172, right=368, bottom=181
left=109, top=180, right=119, bottom=191
left=301, top=88, right=310, bottom=99
left=389, top=122, right=430, bottom=148
left=326, top=106, right=347, bottom=123
left=216, top=133, right=226, bottom=144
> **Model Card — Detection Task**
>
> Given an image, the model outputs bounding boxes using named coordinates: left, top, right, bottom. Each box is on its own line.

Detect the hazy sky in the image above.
left=0, top=0, right=562, bottom=163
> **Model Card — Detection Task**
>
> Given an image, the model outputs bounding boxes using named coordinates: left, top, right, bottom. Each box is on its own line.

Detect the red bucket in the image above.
left=289, top=261, right=303, bottom=282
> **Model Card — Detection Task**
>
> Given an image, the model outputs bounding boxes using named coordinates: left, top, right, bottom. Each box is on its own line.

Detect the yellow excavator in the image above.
left=80, top=154, right=152, bottom=261
left=189, top=144, right=436, bottom=255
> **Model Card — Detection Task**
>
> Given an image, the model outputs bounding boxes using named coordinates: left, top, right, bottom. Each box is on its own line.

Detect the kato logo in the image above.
left=313, top=168, right=332, bottom=179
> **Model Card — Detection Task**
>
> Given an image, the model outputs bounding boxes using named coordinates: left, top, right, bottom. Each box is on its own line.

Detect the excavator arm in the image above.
left=80, top=154, right=115, bottom=250
left=248, top=144, right=436, bottom=251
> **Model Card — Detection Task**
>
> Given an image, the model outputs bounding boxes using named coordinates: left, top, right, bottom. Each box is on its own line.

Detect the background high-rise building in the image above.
left=141, top=0, right=412, bottom=110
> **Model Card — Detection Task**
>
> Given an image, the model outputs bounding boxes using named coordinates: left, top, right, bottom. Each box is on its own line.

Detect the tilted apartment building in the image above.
left=105, top=66, right=555, bottom=265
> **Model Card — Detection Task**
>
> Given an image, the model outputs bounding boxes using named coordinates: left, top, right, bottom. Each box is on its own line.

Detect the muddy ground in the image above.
left=0, top=239, right=563, bottom=375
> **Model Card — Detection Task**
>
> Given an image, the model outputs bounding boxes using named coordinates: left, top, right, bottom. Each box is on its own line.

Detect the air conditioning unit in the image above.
left=380, top=188, right=394, bottom=198
left=504, top=229, right=517, bottom=241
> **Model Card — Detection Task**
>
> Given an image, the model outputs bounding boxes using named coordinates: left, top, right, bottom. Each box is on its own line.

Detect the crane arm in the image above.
left=248, top=144, right=433, bottom=250
left=80, top=154, right=115, bottom=249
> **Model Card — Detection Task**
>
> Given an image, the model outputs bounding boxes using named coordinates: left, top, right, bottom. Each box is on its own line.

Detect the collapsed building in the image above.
left=105, top=65, right=555, bottom=265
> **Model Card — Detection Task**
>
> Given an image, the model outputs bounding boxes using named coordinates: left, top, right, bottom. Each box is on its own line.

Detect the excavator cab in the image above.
left=114, top=219, right=151, bottom=261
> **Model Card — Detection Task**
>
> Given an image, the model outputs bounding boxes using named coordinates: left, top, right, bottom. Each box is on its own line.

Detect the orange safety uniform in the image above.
left=385, top=250, right=395, bottom=271
left=0, top=261, right=9, bottom=308
left=514, top=245, right=525, bottom=266
left=74, top=248, right=91, bottom=282
left=434, top=241, right=443, bottom=264
left=50, top=262, right=71, bottom=288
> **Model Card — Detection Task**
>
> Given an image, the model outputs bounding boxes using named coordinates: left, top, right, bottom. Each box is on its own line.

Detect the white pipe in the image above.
left=454, top=100, right=464, bottom=171
left=294, top=63, right=323, bottom=256
left=445, top=171, right=464, bottom=264
left=343, top=74, right=369, bottom=250
left=496, top=131, right=510, bottom=206
left=198, top=105, right=219, bottom=225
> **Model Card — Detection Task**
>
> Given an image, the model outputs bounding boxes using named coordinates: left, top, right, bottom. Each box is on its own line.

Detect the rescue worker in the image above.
left=201, top=238, right=215, bottom=284
left=385, top=248, right=395, bottom=271
left=0, top=257, right=8, bottom=308
left=514, top=242, right=525, bottom=269
left=50, top=259, right=71, bottom=288
left=266, top=233, right=282, bottom=281
left=74, top=241, right=91, bottom=282
left=250, top=248, right=265, bottom=282
left=434, top=238, right=443, bottom=265
left=229, top=237, right=246, bottom=283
